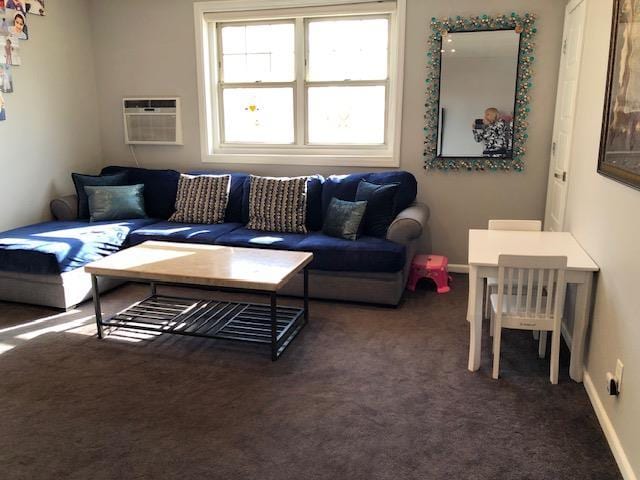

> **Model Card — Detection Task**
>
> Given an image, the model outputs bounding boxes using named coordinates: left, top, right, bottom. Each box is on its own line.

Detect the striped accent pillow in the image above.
left=169, top=174, right=230, bottom=224
left=246, top=175, right=307, bottom=233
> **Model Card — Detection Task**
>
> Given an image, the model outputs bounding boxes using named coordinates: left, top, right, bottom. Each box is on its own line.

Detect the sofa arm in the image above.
left=386, top=202, right=429, bottom=245
left=50, top=194, right=78, bottom=221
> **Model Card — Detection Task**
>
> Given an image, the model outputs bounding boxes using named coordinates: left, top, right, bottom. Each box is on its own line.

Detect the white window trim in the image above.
left=194, top=0, right=406, bottom=167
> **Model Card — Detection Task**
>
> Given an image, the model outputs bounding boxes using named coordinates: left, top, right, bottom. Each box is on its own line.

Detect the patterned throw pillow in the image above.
left=246, top=175, right=307, bottom=233
left=169, top=174, right=230, bottom=224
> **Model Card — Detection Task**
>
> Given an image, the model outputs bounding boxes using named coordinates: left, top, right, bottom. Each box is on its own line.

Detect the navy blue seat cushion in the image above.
left=101, top=166, right=180, bottom=220
left=126, top=221, right=242, bottom=247
left=0, top=219, right=156, bottom=275
left=321, top=171, right=417, bottom=218
left=296, top=232, right=406, bottom=273
left=215, top=227, right=307, bottom=251
left=241, top=175, right=325, bottom=231
left=187, top=171, right=249, bottom=224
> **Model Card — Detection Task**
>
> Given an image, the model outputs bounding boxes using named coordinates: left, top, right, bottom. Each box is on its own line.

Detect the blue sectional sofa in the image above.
left=0, top=166, right=429, bottom=308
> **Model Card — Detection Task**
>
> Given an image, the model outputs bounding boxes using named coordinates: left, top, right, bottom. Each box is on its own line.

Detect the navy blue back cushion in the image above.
left=321, top=171, right=417, bottom=217
left=101, top=166, right=180, bottom=220
left=241, top=175, right=325, bottom=231
left=188, top=171, right=249, bottom=223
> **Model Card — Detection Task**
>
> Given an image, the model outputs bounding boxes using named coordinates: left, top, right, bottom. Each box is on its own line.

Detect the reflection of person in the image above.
left=9, top=13, right=27, bottom=40
left=0, top=18, right=8, bottom=34
left=472, top=107, right=512, bottom=156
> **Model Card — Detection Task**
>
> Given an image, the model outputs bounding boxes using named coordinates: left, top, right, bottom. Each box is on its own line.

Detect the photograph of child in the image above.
left=5, top=9, right=27, bottom=40
left=0, top=63, right=13, bottom=93
left=0, top=91, right=6, bottom=122
left=26, top=0, right=44, bottom=16
left=1, top=35, right=20, bottom=65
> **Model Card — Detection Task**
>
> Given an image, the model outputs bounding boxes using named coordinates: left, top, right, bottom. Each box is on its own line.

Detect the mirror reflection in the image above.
left=437, top=29, right=520, bottom=158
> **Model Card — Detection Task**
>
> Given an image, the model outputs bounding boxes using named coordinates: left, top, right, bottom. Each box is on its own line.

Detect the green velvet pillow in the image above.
left=322, top=197, right=368, bottom=241
left=84, top=184, right=147, bottom=222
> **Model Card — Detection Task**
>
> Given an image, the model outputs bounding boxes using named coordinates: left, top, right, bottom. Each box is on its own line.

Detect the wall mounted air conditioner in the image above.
left=123, top=97, right=183, bottom=145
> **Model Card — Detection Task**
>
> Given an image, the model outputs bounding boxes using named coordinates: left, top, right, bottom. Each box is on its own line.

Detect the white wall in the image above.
left=0, top=0, right=102, bottom=231
left=563, top=0, right=639, bottom=477
left=440, top=56, right=517, bottom=156
left=87, top=0, right=566, bottom=265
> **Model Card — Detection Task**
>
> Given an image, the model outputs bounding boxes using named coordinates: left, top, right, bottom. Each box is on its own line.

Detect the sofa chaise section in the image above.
left=0, top=219, right=155, bottom=309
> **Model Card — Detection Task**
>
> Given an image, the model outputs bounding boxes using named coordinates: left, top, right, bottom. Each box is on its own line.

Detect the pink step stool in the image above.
left=407, top=254, right=451, bottom=293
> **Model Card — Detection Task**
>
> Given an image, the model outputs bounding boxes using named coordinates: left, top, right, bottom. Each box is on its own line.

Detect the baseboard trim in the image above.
left=448, top=263, right=469, bottom=274
left=583, top=371, right=637, bottom=480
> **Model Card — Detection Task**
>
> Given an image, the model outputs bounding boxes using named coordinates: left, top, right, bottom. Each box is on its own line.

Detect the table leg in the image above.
left=467, top=265, right=484, bottom=371
left=303, top=267, right=309, bottom=326
left=150, top=282, right=157, bottom=297
left=91, top=274, right=103, bottom=339
left=271, top=293, right=278, bottom=361
left=570, top=272, right=594, bottom=382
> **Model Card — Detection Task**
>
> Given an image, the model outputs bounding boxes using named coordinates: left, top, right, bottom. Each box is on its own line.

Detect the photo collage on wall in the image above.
left=0, top=0, right=46, bottom=122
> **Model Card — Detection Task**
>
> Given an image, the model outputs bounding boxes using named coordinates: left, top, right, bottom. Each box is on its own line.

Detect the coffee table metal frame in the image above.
left=90, top=267, right=309, bottom=361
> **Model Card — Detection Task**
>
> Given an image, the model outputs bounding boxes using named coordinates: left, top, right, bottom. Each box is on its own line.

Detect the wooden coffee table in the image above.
left=84, top=241, right=313, bottom=360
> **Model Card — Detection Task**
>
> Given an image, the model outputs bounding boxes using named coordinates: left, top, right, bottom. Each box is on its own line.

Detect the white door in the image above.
left=544, top=0, right=587, bottom=232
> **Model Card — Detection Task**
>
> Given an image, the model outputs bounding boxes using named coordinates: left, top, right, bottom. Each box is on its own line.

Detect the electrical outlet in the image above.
left=615, top=359, right=624, bottom=394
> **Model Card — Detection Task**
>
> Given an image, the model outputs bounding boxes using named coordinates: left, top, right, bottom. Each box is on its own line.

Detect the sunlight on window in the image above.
left=223, top=88, right=294, bottom=144
left=307, top=18, right=389, bottom=81
left=308, top=86, right=386, bottom=144
left=221, top=23, right=295, bottom=83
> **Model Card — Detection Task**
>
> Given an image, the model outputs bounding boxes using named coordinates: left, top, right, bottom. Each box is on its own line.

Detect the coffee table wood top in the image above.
left=84, top=241, right=313, bottom=292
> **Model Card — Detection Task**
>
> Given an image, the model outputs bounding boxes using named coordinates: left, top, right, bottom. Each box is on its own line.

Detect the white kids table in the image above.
left=467, top=229, right=599, bottom=382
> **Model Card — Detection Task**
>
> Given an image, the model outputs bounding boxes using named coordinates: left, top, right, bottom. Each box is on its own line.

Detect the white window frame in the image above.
left=194, top=0, right=406, bottom=167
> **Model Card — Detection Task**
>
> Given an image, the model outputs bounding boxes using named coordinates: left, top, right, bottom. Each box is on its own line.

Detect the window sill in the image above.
left=202, top=152, right=400, bottom=167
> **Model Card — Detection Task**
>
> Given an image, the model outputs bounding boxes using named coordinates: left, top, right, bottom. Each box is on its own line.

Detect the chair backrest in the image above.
left=496, top=255, right=567, bottom=321
left=488, top=219, right=542, bottom=231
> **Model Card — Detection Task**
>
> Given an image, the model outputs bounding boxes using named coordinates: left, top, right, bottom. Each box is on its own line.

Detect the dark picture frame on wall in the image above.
left=598, top=0, right=640, bottom=190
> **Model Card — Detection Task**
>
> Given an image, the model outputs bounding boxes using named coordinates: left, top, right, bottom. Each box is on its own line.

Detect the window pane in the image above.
left=221, top=23, right=294, bottom=82
left=307, top=18, right=389, bottom=81
left=223, top=88, right=294, bottom=144
left=307, top=86, right=386, bottom=144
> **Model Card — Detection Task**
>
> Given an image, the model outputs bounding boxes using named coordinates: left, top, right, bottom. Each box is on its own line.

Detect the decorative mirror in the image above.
left=424, top=13, right=537, bottom=171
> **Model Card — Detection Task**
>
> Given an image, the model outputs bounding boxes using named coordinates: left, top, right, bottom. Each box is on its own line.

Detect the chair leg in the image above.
left=492, top=323, right=502, bottom=379
left=550, top=329, right=561, bottom=384
left=538, top=331, right=547, bottom=358
left=484, top=282, right=491, bottom=320
left=533, top=330, right=539, bottom=340
left=489, top=309, right=495, bottom=338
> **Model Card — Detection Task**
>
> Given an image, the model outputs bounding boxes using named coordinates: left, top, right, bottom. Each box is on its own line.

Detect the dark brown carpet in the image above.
left=0, top=275, right=621, bottom=480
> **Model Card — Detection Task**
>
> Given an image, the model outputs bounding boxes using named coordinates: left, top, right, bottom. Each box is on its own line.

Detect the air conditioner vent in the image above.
left=123, top=97, right=183, bottom=145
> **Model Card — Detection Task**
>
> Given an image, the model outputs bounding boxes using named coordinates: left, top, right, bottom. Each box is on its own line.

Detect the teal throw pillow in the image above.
left=322, top=197, right=368, bottom=241
left=72, top=172, right=128, bottom=219
left=84, top=184, right=147, bottom=222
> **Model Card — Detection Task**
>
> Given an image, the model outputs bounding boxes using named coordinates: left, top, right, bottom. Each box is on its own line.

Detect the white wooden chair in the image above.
left=485, top=220, right=545, bottom=351
left=490, top=254, right=567, bottom=384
